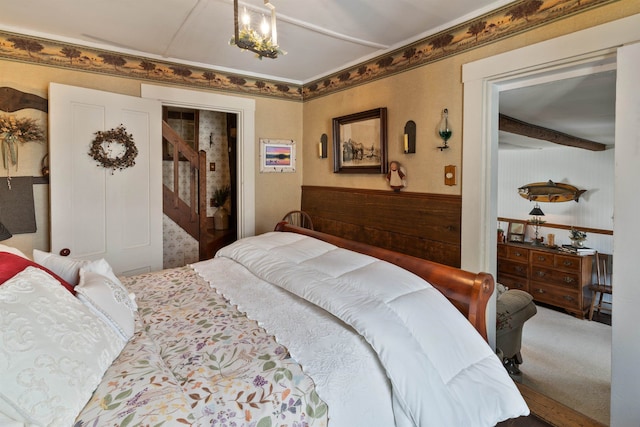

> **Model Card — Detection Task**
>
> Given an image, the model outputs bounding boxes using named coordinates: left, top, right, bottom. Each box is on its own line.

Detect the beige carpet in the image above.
left=518, top=305, right=611, bottom=425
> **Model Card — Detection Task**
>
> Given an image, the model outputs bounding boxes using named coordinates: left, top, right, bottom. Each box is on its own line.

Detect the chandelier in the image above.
left=231, top=0, right=281, bottom=59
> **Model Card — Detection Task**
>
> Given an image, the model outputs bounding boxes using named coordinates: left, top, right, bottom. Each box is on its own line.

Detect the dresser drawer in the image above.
left=530, top=267, right=581, bottom=288
left=498, top=259, right=528, bottom=278
left=554, top=254, right=582, bottom=271
left=497, top=244, right=508, bottom=258
left=497, top=274, right=528, bottom=291
left=529, top=282, right=581, bottom=311
left=506, top=246, right=529, bottom=262
left=530, top=250, right=554, bottom=267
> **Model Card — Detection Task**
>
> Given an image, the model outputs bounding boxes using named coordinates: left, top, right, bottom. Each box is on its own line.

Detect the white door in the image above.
left=49, top=83, right=162, bottom=276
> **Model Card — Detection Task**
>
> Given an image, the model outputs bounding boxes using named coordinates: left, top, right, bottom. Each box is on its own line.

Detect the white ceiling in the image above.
left=0, top=0, right=616, bottom=148
left=499, top=70, right=617, bottom=150
left=0, top=0, right=509, bottom=84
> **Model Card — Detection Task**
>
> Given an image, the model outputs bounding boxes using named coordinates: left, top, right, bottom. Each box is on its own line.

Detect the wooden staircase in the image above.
left=161, top=120, right=217, bottom=260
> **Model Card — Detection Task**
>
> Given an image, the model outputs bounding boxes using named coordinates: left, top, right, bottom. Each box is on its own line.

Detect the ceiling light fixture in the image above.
left=231, top=0, right=282, bottom=59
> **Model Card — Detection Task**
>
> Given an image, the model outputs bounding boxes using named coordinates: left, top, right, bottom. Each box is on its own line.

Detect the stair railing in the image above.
left=161, top=120, right=208, bottom=259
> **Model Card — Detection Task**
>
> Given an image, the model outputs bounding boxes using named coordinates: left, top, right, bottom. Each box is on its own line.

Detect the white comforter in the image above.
left=195, top=232, right=528, bottom=426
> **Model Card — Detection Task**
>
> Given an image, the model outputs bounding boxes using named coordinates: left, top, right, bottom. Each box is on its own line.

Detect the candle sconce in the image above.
left=319, top=133, right=328, bottom=158
left=403, top=120, right=416, bottom=154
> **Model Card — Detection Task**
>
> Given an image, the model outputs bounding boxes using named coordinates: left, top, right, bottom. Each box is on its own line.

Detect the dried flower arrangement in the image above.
left=212, top=185, right=231, bottom=208
left=0, top=114, right=45, bottom=170
left=1, top=114, right=45, bottom=188
left=569, top=227, right=587, bottom=241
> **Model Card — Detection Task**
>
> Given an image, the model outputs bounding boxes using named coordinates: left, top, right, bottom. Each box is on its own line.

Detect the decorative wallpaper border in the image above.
left=0, top=31, right=303, bottom=101
left=0, top=0, right=619, bottom=102
left=302, top=0, right=619, bottom=99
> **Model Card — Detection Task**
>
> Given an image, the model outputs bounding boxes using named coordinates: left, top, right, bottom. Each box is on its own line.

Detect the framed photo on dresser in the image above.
left=507, top=220, right=526, bottom=243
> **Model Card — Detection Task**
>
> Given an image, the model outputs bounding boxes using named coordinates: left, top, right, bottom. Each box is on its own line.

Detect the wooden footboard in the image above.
left=274, top=222, right=494, bottom=341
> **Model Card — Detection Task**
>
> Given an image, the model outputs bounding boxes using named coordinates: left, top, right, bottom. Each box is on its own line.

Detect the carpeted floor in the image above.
left=518, top=304, right=611, bottom=425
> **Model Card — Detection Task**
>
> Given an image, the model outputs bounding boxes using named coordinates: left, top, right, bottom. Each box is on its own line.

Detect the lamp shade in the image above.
left=529, top=205, right=545, bottom=216
left=0, top=221, right=12, bottom=241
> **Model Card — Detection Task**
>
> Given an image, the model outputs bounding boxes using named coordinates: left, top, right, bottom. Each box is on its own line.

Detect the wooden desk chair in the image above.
left=281, top=210, right=314, bottom=230
left=588, top=252, right=612, bottom=320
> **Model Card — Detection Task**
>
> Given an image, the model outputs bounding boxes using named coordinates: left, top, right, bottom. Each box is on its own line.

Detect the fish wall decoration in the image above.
left=518, top=180, right=586, bottom=203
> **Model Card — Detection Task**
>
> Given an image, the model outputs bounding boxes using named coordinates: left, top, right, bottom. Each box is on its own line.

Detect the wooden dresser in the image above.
left=497, top=242, right=594, bottom=318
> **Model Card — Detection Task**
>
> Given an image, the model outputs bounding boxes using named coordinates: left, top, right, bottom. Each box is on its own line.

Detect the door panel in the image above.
left=49, top=83, right=162, bottom=275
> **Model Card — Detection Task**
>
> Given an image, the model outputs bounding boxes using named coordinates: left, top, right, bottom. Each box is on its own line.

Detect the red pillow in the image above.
left=0, top=252, right=76, bottom=294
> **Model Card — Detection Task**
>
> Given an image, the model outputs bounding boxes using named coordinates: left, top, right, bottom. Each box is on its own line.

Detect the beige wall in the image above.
left=302, top=63, right=463, bottom=194
left=0, top=61, right=304, bottom=253
left=302, top=2, right=640, bottom=193
left=254, top=97, right=303, bottom=234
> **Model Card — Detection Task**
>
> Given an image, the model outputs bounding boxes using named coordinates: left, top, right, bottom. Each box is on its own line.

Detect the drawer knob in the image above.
left=536, top=288, right=545, bottom=294
left=563, top=277, right=575, bottom=283
left=563, top=260, right=573, bottom=266
left=537, top=256, right=546, bottom=261
left=536, top=271, right=546, bottom=277
left=563, top=295, right=575, bottom=301
left=515, top=266, right=525, bottom=273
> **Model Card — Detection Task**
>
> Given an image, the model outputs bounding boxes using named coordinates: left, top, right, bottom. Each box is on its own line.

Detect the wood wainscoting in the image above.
left=301, top=186, right=461, bottom=267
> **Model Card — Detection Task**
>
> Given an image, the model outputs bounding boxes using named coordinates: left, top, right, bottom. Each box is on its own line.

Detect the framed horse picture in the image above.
left=333, top=108, right=387, bottom=174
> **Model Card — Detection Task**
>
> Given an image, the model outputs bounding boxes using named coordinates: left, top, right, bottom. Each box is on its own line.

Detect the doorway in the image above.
left=496, top=72, right=615, bottom=423
left=141, top=84, right=256, bottom=239
left=160, top=106, right=239, bottom=267
left=461, top=15, right=640, bottom=425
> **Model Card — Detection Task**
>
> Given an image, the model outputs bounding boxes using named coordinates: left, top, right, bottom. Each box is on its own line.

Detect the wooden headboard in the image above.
left=301, top=185, right=461, bottom=267
left=274, top=222, right=493, bottom=341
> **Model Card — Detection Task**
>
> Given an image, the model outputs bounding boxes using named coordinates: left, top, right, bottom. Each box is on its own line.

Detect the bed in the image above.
left=0, top=224, right=528, bottom=426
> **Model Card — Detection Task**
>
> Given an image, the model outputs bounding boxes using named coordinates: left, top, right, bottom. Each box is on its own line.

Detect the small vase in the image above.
left=213, top=206, right=229, bottom=230
left=571, top=238, right=585, bottom=248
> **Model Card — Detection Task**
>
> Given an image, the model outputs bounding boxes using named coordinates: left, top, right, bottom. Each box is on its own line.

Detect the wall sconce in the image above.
left=437, top=108, right=452, bottom=151
left=403, top=120, right=416, bottom=154
left=319, top=133, right=328, bottom=158
left=528, top=203, right=546, bottom=245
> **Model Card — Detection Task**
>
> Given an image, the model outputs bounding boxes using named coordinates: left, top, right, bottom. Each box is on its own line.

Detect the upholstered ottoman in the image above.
left=496, top=284, right=537, bottom=376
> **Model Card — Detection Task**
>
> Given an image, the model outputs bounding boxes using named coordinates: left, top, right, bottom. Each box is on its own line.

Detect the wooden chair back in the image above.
left=281, top=210, right=314, bottom=230
left=588, top=252, right=612, bottom=320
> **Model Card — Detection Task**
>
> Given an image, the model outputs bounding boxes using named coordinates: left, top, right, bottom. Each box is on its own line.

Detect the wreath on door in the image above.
left=89, top=125, right=138, bottom=173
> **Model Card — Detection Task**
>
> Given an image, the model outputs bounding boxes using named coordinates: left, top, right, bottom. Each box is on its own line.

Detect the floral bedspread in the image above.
left=75, top=266, right=327, bottom=427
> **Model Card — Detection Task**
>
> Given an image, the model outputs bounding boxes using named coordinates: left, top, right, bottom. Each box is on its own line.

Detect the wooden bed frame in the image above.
left=274, top=222, right=494, bottom=341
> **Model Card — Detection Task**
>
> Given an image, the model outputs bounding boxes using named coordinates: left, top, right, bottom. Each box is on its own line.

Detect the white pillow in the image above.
left=33, top=249, right=91, bottom=285
left=0, top=244, right=28, bottom=259
left=0, top=267, right=125, bottom=426
left=76, top=269, right=136, bottom=341
left=0, top=410, right=23, bottom=427
left=82, top=259, right=137, bottom=310
left=31, top=252, right=132, bottom=302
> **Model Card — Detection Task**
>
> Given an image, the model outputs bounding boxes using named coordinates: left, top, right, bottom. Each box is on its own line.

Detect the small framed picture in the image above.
left=260, top=139, right=296, bottom=173
left=508, top=220, right=526, bottom=243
